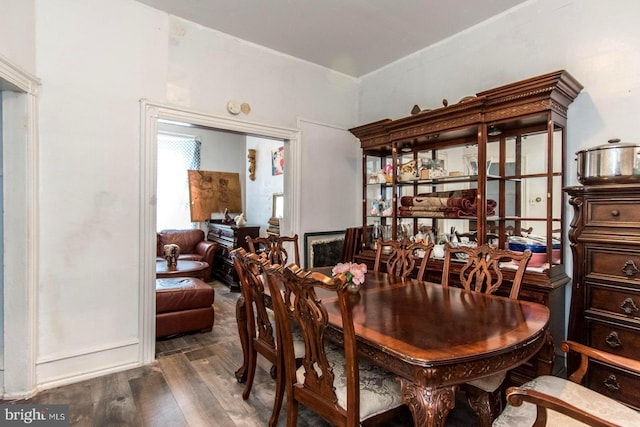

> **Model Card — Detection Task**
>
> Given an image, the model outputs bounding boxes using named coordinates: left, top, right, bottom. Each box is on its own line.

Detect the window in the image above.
left=156, top=133, right=201, bottom=231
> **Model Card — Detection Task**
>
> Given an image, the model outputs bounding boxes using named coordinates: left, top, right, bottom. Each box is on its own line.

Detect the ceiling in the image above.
left=135, top=0, right=528, bottom=77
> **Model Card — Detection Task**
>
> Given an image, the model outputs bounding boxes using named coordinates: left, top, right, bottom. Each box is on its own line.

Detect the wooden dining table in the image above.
left=235, top=270, right=551, bottom=427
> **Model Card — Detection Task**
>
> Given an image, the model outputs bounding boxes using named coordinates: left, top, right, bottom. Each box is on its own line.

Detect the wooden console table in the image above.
left=206, top=220, right=260, bottom=291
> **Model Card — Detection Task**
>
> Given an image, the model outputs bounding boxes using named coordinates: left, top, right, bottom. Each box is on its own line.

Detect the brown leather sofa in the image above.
left=156, top=277, right=215, bottom=338
left=157, top=229, right=217, bottom=280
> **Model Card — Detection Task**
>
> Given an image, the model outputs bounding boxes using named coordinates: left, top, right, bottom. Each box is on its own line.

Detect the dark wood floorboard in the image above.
left=3, top=281, right=478, bottom=426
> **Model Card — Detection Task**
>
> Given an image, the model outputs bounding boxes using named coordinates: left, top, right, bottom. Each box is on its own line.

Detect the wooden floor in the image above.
left=4, top=281, right=478, bottom=426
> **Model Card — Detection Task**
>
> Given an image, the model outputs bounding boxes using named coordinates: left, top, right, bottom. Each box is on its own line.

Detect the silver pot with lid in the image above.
left=576, top=138, right=640, bottom=184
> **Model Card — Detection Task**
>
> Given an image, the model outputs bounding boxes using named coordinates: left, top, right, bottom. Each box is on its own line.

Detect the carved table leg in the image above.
left=398, top=378, right=456, bottom=427
left=535, top=330, right=555, bottom=377
left=234, top=295, right=249, bottom=383
left=464, top=384, right=501, bottom=427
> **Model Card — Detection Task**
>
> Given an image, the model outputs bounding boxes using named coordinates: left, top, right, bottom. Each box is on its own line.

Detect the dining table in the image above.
left=234, top=269, right=551, bottom=427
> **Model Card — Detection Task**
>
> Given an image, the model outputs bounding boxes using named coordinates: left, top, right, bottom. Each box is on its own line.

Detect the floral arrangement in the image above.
left=331, top=262, right=368, bottom=285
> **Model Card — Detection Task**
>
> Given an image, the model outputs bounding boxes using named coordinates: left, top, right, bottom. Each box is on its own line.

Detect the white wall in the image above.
left=1, top=0, right=359, bottom=391
left=245, top=136, right=284, bottom=235
left=165, top=16, right=358, bottom=130
left=33, top=0, right=169, bottom=386
left=359, top=0, right=640, bottom=186
left=0, top=0, right=35, bottom=73
left=298, top=119, right=362, bottom=234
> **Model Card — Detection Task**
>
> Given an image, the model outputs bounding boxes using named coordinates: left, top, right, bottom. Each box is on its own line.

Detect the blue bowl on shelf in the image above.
left=508, top=242, right=546, bottom=253
left=507, top=237, right=562, bottom=266
left=508, top=237, right=560, bottom=253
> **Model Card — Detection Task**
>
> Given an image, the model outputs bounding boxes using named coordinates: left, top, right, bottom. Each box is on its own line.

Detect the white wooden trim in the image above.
left=139, top=100, right=301, bottom=363
left=0, top=54, right=40, bottom=398
left=0, top=54, right=40, bottom=95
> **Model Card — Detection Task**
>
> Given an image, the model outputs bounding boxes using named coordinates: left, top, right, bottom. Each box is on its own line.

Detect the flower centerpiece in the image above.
left=331, top=262, right=368, bottom=293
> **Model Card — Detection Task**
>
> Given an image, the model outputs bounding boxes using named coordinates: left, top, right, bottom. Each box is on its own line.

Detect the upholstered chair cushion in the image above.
left=266, top=309, right=305, bottom=357
left=296, top=344, right=404, bottom=420
left=466, top=372, right=506, bottom=393
left=493, top=375, right=640, bottom=427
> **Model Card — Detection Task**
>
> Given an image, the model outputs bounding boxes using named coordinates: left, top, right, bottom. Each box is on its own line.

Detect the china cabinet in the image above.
left=565, top=184, right=640, bottom=409
left=350, top=70, right=583, bottom=383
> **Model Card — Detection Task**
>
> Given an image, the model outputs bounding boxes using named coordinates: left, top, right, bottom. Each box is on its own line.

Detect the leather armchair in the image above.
left=157, top=229, right=217, bottom=280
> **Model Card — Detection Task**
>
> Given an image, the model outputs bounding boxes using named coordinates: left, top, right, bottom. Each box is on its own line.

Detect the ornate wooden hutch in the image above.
left=349, top=70, right=583, bottom=383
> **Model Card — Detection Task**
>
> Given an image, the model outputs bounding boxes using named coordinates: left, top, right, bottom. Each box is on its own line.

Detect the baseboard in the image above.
left=35, top=340, right=143, bottom=392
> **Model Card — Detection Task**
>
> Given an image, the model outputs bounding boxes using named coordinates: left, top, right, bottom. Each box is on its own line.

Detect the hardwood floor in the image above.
left=4, top=281, right=478, bottom=426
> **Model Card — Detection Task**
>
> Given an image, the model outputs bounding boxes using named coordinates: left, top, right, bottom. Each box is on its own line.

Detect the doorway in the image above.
left=139, top=100, right=301, bottom=363
left=0, top=57, right=40, bottom=398
left=156, top=123, right=285, bottom=232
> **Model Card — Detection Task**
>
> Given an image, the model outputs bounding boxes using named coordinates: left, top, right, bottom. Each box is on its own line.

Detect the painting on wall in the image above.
left=304, top=231, right=346, bottom=269
left=187, top=170, right=242, bottom=221
left=272, top=146, right=284, bottom=175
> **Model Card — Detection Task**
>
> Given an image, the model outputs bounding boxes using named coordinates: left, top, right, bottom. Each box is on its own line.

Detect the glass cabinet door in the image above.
left=395, top=140, right=481, bottom=255
left=485, top=122, right=565, bottom=269
left=363, top=152, right=394, bottom=249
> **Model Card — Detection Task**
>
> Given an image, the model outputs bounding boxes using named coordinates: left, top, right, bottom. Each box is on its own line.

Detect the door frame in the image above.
left=139, top=100, right=301, bottom=362
left=0, top=54, right=40, bottom=398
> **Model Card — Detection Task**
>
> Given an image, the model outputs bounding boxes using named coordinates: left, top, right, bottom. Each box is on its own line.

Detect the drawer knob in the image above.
left=620, top=297, right=639, bottom=315
left=611, top=209, right=620, bottom=217
left=621, top=260, right=639, bottom=277
left=604, top=374, right=621, bottom=392
left=605, top=331, right=622, bottom=348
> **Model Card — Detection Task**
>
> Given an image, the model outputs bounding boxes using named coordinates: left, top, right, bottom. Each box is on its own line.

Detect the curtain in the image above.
left=157, top=133, right=201, bottom=231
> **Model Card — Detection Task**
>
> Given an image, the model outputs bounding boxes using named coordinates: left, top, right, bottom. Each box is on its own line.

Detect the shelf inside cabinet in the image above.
left=486, top=174, right=522, bottom=182
left=396, top=175, right=478, bottom=186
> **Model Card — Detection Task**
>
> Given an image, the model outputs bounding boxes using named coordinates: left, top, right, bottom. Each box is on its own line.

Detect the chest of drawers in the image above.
left=565, top=184, right=640, bottom=409
left=206, top=221, right=260, bottom=292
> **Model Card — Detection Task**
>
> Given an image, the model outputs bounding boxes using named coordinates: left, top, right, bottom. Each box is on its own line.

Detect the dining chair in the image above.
left=340, top=225, right=374, bottom=262
left=442, top=243, right=532, bottom=426
left=494, top=340, right=640, bottom=427
left=264, top=263, right=406, bottom=427
left=247, top=234, right=301, bottom=266
left=231, top=247, right=304, bottom=427
left=373, top=237, right=434, bottom=281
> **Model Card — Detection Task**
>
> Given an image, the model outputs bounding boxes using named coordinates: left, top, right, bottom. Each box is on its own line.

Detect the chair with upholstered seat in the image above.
left=442, top=243, right=532, bottom=426
left=373, top=237, right=434, bottom=281
left=231, top=247, right=304, bottom=427
left=494, top=340, right=640, bottom=427
left=247, top=234, right=301, bottom=266
left=264, top=263, right=407, bottom=427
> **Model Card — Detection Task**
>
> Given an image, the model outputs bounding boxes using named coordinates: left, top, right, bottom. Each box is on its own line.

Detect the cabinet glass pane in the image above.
left=552, top=175, right=563, bottom=219
left=521, top=133, right=548, bottom=175
left=521, top=177, right=548, bottom=219
left=366, top=154, right=393, bottom=219
left=552, top=129, right=563, bottom=174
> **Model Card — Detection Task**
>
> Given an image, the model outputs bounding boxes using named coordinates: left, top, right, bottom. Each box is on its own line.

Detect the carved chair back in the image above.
left=247, top=234, right=301, bottom=266
left=264, top=263, right=364, bottom=426
left=441, top=243, right=533, bottom=426
left=232, top=248, right=277, bottom=361
left=232, top=247, right=287, bottom=427
left=442, top=243, right=532, bottom=299
left=373, top=238, right=434, bottom=281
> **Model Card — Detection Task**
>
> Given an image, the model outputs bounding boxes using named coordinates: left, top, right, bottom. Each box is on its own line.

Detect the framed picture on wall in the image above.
left=272, top=146, right=284, bottom=175
left=304, top=230, right=346, bottom=269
